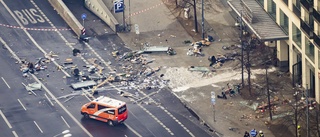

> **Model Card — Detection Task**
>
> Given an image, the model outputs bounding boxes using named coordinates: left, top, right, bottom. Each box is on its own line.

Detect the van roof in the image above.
left=93, top=96, right=125, bottom=108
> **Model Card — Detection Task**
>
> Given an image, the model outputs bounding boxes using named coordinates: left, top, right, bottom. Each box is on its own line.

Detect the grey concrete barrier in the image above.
left=84, top=0, right=119, bottom=32
left=48, top=0, right=83, bottom=37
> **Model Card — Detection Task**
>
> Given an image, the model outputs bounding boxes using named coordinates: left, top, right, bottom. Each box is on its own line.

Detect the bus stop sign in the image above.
left=81, top=13, right=87, bottom=20
left=211, top=91, right=216, bottom=105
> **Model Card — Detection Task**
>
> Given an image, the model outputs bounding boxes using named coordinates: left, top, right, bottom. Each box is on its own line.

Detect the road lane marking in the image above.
left=0, top=37, right=20, bottom=62
left=61, top=116, right=70, bottom=128
left=0, top=22, right=71, bottom=31
left=33, top=121, right=43, bottom=133
left=1, top=77, right=11, bottom=89
left=12, top=131, right=18, bottom=137
left=124, top=123, right=143, bottom=137
left=0, top=110, right=12, bottom=128
left=17, top=99, right=27, bottom=111
left=44, top=93, right=54, bottom=106
left=0, top=1, right=93, bottom=136
left=138, top=104, right=174, bottom=135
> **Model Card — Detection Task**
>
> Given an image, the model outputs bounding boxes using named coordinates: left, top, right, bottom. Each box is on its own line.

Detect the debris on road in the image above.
left=71, top=80, right=97, bottom=90
left=25, top=82, right=42, bottom=91
left=188, top=66, right=210, bottom=73
left=73, top=48, right=81, bottom=56
left=22, top=82, right=40, bottom=96
left=64, top=58, right=73, bottom=64
left=87, top=58, right=104, bottom=72
left=112, top=51, right=119, bottom=57
left=142, top=46, right=176, bottom=55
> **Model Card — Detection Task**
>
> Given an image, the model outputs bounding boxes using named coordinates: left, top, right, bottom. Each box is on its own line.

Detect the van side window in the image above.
left=118, top=105, right=127, bottom=114
left=105, top=109, right=115, bottom=115
left=87, top=103, right=95, bottom=109
left=98, top=105, right=106, bottom=110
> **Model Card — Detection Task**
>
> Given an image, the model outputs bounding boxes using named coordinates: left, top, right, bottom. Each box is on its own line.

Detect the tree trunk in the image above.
left=246, top=43, right=251, bottom=96
left=193, top=0, right=198, bottom=33
left=175, top=0, right=178, bottom=7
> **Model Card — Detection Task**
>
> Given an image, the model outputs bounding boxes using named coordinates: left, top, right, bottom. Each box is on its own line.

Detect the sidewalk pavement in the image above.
left=117, top=0, right=276, bottom=137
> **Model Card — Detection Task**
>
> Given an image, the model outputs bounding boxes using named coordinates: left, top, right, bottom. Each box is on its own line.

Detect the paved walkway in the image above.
left=117, top=0, right=276, bottom=137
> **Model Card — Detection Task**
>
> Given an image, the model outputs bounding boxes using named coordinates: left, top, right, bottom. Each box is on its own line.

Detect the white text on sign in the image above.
left=13, top=8, right=45, bottom=25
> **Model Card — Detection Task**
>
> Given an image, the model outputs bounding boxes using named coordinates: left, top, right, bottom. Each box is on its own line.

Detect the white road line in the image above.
left=0, top=1, right=93, bottom=136
left=44, top=93, right=54, bottom=106
left=33, top=121, right=43, bottom=133
left=61, top=116, right=70, bottom=128
left=1, top=77, right=11, bottom=89
left=12, top=131, right=18, bottom=137
left=81, top=88, right=93, bottom=101
left=0, top=37, right=19, bottom=61
left=0, top=110, right=12, bottom=128
left=17, top=99, right=26, bottom=111
left=124, top=123, right=143, bottom=137
left=138, top=104, right=174, bottom=135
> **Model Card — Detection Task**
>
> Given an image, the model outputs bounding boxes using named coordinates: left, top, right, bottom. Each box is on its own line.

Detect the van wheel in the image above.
left=83, top=113, right=89, bottom=119
left=108, top=120, right=114, bottom=126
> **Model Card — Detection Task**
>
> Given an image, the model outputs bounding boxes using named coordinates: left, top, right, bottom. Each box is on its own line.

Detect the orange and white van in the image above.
left=81, top=96, right=128, bottom=126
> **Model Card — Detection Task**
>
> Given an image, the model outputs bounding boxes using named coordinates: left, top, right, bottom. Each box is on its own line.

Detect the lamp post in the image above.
left=301, top=85, right=310, bottom=137
left=201, top=0, right=205, bottom=40
left=266, top=66, right=272, bottom=120
left=239, top=11, right=244, bottom=86
left=53, top=130, right=70, bottom=137
left=193, top=0, right=198, bottom=33
left=293, top=91, right=299, bottom=137
left=306, top=86, right=310, bottom=137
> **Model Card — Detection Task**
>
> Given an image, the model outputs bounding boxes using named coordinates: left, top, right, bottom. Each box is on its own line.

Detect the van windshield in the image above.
left=118, top=105, right=127, bottom=115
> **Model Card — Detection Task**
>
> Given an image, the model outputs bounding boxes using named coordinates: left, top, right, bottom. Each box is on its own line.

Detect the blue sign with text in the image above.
left=114, top=0, right=124, bottom=13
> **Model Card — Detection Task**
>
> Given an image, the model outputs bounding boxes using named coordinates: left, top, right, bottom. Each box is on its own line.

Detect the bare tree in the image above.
left=167, top=0, right=198, bottom=33
left=243, top=34, right=258, bottom=95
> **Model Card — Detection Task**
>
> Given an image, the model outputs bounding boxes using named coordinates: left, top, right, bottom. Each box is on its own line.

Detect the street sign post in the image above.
left=211, top=91, right=216, bottom=122
left=114, top=0, right=124, bottom=13
left=81, top=13, right=87, bottom=26
left=134, top=24, right=140, bottom=35
left=134, top=24, right=140, bottom=40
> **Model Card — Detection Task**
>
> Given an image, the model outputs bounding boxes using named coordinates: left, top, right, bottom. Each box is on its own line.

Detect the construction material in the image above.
left=22, top=82, right=39, bottom=96
left=142, top=46, right=176, bottom=55
left=188, top=66, right=210, bottom=72
left=91, top=76, right=115, bottom=94
left=71, top=80, right=97, bottom=90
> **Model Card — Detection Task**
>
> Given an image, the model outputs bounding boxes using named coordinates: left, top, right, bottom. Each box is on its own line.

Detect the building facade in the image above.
left=229, top=0, right=320, bottom=102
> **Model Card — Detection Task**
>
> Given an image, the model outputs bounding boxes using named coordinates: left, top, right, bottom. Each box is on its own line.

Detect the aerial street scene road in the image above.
left=0, top=0, right=320, bottom=137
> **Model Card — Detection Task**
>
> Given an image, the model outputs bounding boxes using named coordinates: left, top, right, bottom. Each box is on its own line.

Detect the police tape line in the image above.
left=0, top=23, right=71, bottom=31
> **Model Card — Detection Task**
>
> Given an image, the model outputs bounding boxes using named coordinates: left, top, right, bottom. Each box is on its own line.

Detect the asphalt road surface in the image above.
left=0, top=0, right=214, bottom=137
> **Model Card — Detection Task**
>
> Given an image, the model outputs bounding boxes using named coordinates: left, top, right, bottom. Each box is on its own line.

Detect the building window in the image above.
left=293, top=0, right=300, bottom=9
left=280, top=9, right=289, bottom=34
left=257, top=0, right=264, bottom=7
left=318, top=50, right=320, bottom=69
left=283, top=0, right=288, bottom=5
left=305, top=37, right=315, bottom=62
left=304, top=12, right=314, bottom=28
left=318, top=23, right=320, bottom=35
left=292, top=23, right=302, bottom=48
left=268, top=0, right=276, bottom=20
